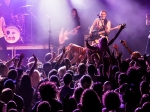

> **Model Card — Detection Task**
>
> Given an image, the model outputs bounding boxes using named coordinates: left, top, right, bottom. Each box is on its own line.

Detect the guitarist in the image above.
left=62, top=8, right=83, bottom=46
left=0, top=10, right=7, bottom=61
left=89, top=10, right=111, bottom=44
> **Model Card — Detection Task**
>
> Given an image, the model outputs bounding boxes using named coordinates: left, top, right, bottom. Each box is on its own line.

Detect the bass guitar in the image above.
left=59, top=27, right=78, bottom=45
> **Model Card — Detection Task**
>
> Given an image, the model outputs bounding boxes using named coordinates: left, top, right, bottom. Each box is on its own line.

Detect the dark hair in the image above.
left=8, top=109, right=18, bottom=112
left=37, top=101, right=51, bottom=112
left=142, top=102, right=150, bottom=112
left=49, top=75, right=60, bottom=87
left=127, top=66, right=139, bottom=83
left=19, top=75, right=32, bottom=90
left=139, top=94, right=150, bottom=107
left=73, top=87, right=84, bottom=103
left=45, top=53, right=52, bottom=62
left=102, top=91, right=121, bottom=111
left=38, top=81, right=57, bottom=100
left=8, top=69, right=18, bottom=80
left=80, top=75, right=92, bottom=89
left=67, top=97, right=77, bottom=112
left=87, top=64, right=97, bottom=76
left=78, top=63, right=86, bottom=75
left=92, top=82, right=103, bottom=95
left=140, top=81, right=149, bottom=95
left=80, top=89, right=102, bottom=112
left=118, top=73, right=128, bottom=85
left=7, top=100, right=17, bottom=112
left=63, top=73, right=72, bottom=85
left=71, top=8, right=80, bottom=20
left=43, top=62, right=52, bottom=76
left=48, top=69, right=58, bottom=79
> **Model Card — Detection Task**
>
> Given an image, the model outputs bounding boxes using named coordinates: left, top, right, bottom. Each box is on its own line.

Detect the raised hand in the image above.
left=32, top=54, right=38, bottom=62
left=113, top=44, right=118, bottom=50
left=117, top=52, right=122, bottom=60
left=121, top=40, right=127, bottom=47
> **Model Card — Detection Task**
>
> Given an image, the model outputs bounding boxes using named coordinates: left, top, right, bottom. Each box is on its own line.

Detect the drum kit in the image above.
left=5, top=5, right=32, bottom=44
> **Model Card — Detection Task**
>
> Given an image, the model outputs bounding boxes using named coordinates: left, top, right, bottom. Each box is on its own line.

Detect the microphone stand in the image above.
left=47, top=16, right=52, bottom=53
left=98, top=16, right=107, bottom=38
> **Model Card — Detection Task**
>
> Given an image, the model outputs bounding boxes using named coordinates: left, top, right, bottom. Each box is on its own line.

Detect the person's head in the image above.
left=121, top=61, right=129, bottom=72
left=48, top=69, right=58, bottom=79
left=134, top=107, right=143, bottom=112
left=7, top=100, right=17, bottom=112
left=8, top=69, right=18, bottom=80
left=142, top=102, right=150, bottom=112
left=45, top=53, right=52, bottom=62
left=43, top=62, right=52, bottom=77
left=102, top=91, right=121, bottom=111
left=140, top=81, right=149, bottom=95
left=37, top=101, right=51, bottom=112
left=103, top=81, right=112, bottom=92
left=58, top=66, right=66, bottom=79
left=71, top=8, right=79, bottom=19
left=99, top=10, right=107, bottom=19
left=87, top=64, right=97, bottom=76
left=139, top=94, right=150, bottom=106
left=63, top=73, right=72, bottom=86
left=77, top=63, right=86, bottom=75
left=4, top=79, right=16, bottom=91
left=73, top=109, right=81, bottom=112
left=0, top=88, right=14, bottom=103
left=49, top=75, right=60, bottom=87
left=118, top=73, right=128, bottom=85
left=131, top=51, right=141, bottom=59
left=30, top=70, right=40, bottom=89
left=38, top=81, right=57, bottom=100
left=80, top=75, right=92, bottom=89
left=73, top=87, right=84, bottom=103
left=67, top=97, right=77, bottom=112
left=20, top=75, right=32, bottom=89
left=98, top=37, right=108, bottom=50
left=127, top=66, right=139, bottom=83
left=92, top=82, right=103, bottom=95
left=0, top=64, right=8, bottom=77
left=8, top=109, right=18, bottom=112
left=80, top=89, right=102, bottom=112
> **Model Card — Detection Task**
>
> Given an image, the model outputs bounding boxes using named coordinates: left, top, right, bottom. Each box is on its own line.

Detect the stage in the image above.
left=0, top=44, right=59, bottom=62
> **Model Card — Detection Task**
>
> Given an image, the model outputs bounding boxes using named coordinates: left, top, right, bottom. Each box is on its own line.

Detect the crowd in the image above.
left=0, top=24, right=150, bottom=112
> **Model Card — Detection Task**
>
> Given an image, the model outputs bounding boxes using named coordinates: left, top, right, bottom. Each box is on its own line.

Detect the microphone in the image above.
left=97, top=14, right=102, bottom=19
left=46, top=15, right=50, bottom=19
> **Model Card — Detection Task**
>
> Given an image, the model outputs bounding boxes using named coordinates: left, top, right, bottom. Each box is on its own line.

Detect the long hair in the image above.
left=71, top=8, right=80, bottom=20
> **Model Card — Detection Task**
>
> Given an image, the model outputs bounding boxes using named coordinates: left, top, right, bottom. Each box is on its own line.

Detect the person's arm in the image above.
left=86, top=40, right=97, bottom=51
left=89, top=18, right=98, bottom=34
left=29, top=54, right=37, bottom=77
left=17, top=53, right=24, bottom=68
left=5, top=56, right=16, bottom=67
left=113, top=44, right=119, bottom=57
left=108, top=23, right=126, bottom=46
left=121, top=40, right=133, bottom=55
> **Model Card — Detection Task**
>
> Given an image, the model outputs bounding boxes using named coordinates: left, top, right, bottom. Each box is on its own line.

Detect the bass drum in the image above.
left=5, top=26, right=20, bottom=44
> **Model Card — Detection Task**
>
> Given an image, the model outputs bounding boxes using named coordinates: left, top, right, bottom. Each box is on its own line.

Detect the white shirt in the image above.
left=0, top=17, right=6, bottom=38
left=89, top=18, right=111, bottom=34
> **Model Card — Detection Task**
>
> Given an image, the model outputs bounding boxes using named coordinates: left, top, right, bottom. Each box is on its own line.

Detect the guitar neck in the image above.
left=98, top=26, right=118, bottom=35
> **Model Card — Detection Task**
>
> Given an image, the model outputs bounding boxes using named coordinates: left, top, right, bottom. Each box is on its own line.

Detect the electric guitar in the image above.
left=87, top=25, right=121, bottom=41
left=59, top=27, right=78, bottom=45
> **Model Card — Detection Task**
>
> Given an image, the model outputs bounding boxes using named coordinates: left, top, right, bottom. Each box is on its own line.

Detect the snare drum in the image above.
left=5, top=26, right=20, bottom=43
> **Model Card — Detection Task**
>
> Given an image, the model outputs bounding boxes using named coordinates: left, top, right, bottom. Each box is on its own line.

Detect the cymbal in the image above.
left=21, top=5, right=33, bottom=8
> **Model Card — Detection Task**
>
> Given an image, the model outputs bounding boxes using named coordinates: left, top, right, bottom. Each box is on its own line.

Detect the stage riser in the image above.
left=0, top=49, right=58, bottom=63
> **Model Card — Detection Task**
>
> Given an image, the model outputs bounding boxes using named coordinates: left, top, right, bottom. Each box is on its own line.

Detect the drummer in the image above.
left=0, top=0, right=13, bottom=25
